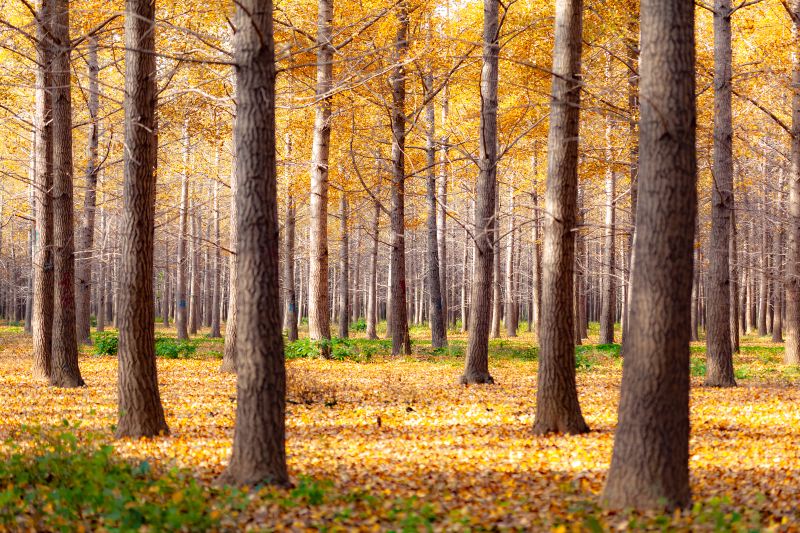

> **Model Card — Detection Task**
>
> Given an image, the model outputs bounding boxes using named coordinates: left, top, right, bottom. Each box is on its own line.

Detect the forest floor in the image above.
left=1, top=323, right=799, bottom=531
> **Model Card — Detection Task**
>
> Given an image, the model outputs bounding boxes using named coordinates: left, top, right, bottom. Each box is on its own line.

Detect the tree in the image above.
left=31, top=0, right=54, bottom=382
left=460, top=0, right=498, bottom=384
left=389, top=1, right=411, bottom=356
left=599, top=55, right=616, bottom=345
left=704, top=0, right=737, bottom=387
left=308, top=0, right=334, bottom=357
left=76, top=36, right=100, bottom=346
left=532, top=0, right=588, bottom=434
left=217, top=0, right=289, bottom=487
left=602, top=0, right=696, bottom=510
left=423, top=70, right=446, bottom=349
left=338, top=195, right=349, bottom=338
left=50, top=0, right=83, bottom=388
left=786, top=0, right=800, bottom=365
left=175, top=120, right=190, bottom=340
left=116, top=0, right=170, bottom=438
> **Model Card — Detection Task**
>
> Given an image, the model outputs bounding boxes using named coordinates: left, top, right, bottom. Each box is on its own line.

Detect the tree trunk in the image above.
left=32, top=0, right=54, bottom=381
left=533, top=0, right=588, bottom=434
left=308, top=0, right=334, bottom=357
left=50, top=0, right=83, bottom=387
left=115, top=0, right=169, bottom=437
left=189, top=210, right=201, bottom=334
left=366, top=199, right=379, bottom=339
left=424, top=72, right=447, bottom=348
left=217, top=0, right=289, bottom=487
left=531, top=188, right=542, bottom=337
left=210, top=171, right=222, bottom=337
left=505, top=186, right=517, bottom=337
left=491, top=193, right=502, bottom=339
left=76, top=36, right=100, bottom=346
left=730, top=207, right=740, bottom=352
left=176, top=119, right=190, bottom=340
left=787, top=3, right=800, bottom=363
left=338, top=195, right=349, bottom=338
left=284, top=192, right=298, bottom=341
left=600, top=72, right=616, bottom=345
left=438, top=87, right=449, bottom=328
left=221, top=148, right=239, bottom=373
left=705, top=0, right=736, bottom=387
left=388, top=2, right=411, bottom=356
left=602, top=0, right=695, bottom=510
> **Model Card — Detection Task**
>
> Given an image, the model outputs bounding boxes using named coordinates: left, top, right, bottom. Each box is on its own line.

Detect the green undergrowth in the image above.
left=91, top=332, right=198, bottom=359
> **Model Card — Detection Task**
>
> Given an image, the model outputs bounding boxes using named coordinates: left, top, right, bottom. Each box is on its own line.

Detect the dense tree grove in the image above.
left=1, top=0, right=799, bottom=525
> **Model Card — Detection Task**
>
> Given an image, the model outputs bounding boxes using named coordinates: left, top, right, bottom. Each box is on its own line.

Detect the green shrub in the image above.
left=691, top=357, right=707, bottom=377
left=351, top=318, right=367, bottom=332
left=574, top=351, right=595, bottom=372
left=0, top=426, right=245, bottom=531
left=92, top=332, right=119, bottom=356
left=154, top=337, right=197, bottom=359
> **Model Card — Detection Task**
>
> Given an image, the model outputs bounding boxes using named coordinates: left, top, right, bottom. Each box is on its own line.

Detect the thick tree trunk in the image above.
left=76, top=36, right=100, bottom=346
left=533, top=0, right=588, bottom=434
left=115, top=0, right=169, bottom=437
left=32, top=0, right=54, bottom=381
left=218, top=0, right=289, bottom=487
left=705, top=0, right=736, bottom=387
left=338, top=196, right=349, bottom=338
left=308, top=0, right=334, bottom=357
left=50, top=0, right=83, bottom=388
left=602, top=0, right=695, bottom=510
left=460, top=0, right=498, bottom=384
left=175, top=120, right=190, bottom=340
left=424, top=73, right=447, bottom=348
left=388, top=3, right=411, bottom=356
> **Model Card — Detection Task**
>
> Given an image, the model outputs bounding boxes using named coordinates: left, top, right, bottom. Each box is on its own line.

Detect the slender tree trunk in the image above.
left=705, top=0, right=736, bottom=387
left=210, top=171, right=222, bottom=337
left=787, top=12, right=800, bottom=362
left=76, top=36, right=100, bottom=345
left=773, top=220, right=784, bottom=343
left=505, top=186, right=517, bottom=337
left=602, top=0, right=696, bottom=510
left=730, top=207, right=740, bottom=352
left=98, top=200, right=107, bottom=332
left=338, top=195, right=349, bottom=338
left=600, top=72, right=616, bottom=345
left=115, top=0, right=169, bottom=437
left=32, top=0, right=54, bottom=381
left=366, top=199, right=379, bottom=339
left=424, top=73, right=447, bottom=348
left=221, top=153, right=239, bottom=373
left=758, top=195, right=769, bottom=336
left=189, top=210, right=201, bottom=334
left=284, top=193, right=298, bottom=341
left=176, top=119, right=190, bottom=340
left=217, top=0, right=288, bottom=486
left=533, top=0, right=588, bottom=434
left=531, top=188, right=542, bottom=337
left=388, top=2, right=411, bottom=356
left=308, top=0, right=334, bottom=357
left=50, top=0, right=83, bottom=387
left=438, top=87, right=449, bottom=328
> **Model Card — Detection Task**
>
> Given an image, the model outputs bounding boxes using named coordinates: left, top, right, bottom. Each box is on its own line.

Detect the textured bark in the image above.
left=308, top=0, right=333, bottom=357
left=175, top=120, right=190, bottom=340
left=460, top=0, right=498, bottom=385
left=490, top=194, right=501, bottom=339
left=116, top=0, right=169, bottom=438
left=32, top=0, right=54, bottom=381
left=533, top=0, right=588, bottom=434
left=530, top=189, right=542, bottom=337
left=602, top=0, right=696, bottom=510
left=189, top=210, right=201, bottom=335
left=424, top=73, right=447, bottom=348
left=284, top=194, right=298, bottom=341
left=773, top=217, right=784, bottom=343
left=705, top=0, right=736, bottom=387
left=438, top=88, right=449, bottom=327
left=505, top=187, right=517, bottom=337
left=730, top=208, right=740, bottom=352
left=221, top=159, right=239, bottom=374
left=98, top=201, right=108, bottom=333
left=788, top=8, right=800, bottom=363
left=600, top=75, right=616, bottom=345
left=217, top=0, right=289, bottom=487
left=50, top=0, right=83, bottom=388
left=758, top=191, right=769, bottom=337
left=460, top=226, right=469, bottom=332
left=76, top=36, right=100, bottom=346
left=338, top=196, right=349, bottom=339
left=210, top=175, right=222, bottom=338
left=366, top=200, right=379, bottom=339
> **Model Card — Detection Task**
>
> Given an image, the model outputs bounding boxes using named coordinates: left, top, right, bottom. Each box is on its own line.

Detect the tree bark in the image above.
left=533, top=0, right=588, bottom=434
left=76, top=36, right=100, bottom=346
left=217, top=0, right=289, bottom=487
left=366, top=199, right=379, bottom=339
left=175, top=119, right=190, bottom=340
left=505, top=186, right=517, bottom=337
left=221, top=157, right=239, bottom=373
left=600, top=67, right=616, bottom=345
left=116, top=0, right=169, bottom=437
left=210, top=171, right=222, bottom=337
left=788, top=4, right=800, bottom=362
left=50, top=0, right=83, bottom=387
left=438, top=87, right=449, bottom=328
left=460, top=0, right=498, bottom=384
left=338, top=195, right=349, bottom=338
left=32, top=0, right=54, bottom=381
left=308, top=0, right=334, bottom=357
left=389, top=2, right=411, bottom=356
left=705, top=0, right=736, bottom=387
left=602, top=0, right=696, bottom=510
left=189, top=209, right=201, bottom=335
left=424, top=72, right=447, bottom=348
